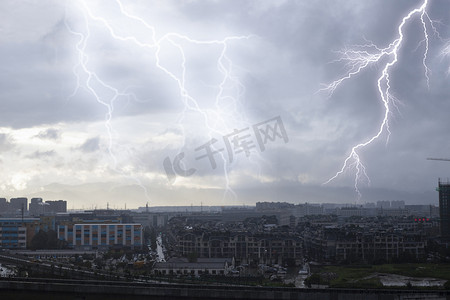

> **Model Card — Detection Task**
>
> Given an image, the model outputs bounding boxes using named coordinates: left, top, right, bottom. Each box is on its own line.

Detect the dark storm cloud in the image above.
left=0, top=11, right=181, bottom=130
left=215, top=0, right=449, bottom=201
left=1, top=0, right=449, bottom=206
left=0, top=34, right=104, bottom=128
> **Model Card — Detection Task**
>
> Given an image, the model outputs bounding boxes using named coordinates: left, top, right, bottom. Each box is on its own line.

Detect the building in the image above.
left=338, top=207, right=362, bottom=217
left=296, top=203, right=323, bottom=217
left=29, top=198, right=44, bottom=216
left=10, top=197, right=28, bottom=213
left=278, top=203, right=325, bottom=226
left=335, top=232, right=426, bottom=262
left=303, top=225, right=427, bottom=263
left=57, top=223, right=143, bottom=250
left=391, top=201, right=405, bottom=209
left=153, top=257, right=234, bottom=276
left=176, top=232, right=302, bottom=265
left=13, top=250, right=98, bottom=259
left=256, top=202, right=294, bottom=211
left=377, top=201, right=390, bottom=209
left=0, top=218, right=40, bottom=249
left=438, top=179, right=450, bottom=239
left=279, top=211, right=296, bottom=227
left=132, top=213, right=169, bottom=228
left=45, top=200, right=67, bottom=214
left=29, top=199, right=67, bottom=216
left=0, top=198, right=7, bottom=214
left=39, top=215, right=56, bottom=232
left=56, top=211, right=123, bottom=225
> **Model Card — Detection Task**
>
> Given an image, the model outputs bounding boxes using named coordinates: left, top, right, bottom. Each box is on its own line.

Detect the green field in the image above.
left=308, top=263, right=450, bottom=289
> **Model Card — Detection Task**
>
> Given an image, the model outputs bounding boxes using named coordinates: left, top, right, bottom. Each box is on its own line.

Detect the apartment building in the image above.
left=0, top=218, right=40, bottom=249
left=176, top=232, right=302, bottom=265
left=57, top=223, right=143, bottom=250
left=303, top=225, right=427, bottom=263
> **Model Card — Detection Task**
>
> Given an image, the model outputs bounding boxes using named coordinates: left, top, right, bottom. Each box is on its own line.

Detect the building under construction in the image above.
left=438, top=179, right=450, bottom=239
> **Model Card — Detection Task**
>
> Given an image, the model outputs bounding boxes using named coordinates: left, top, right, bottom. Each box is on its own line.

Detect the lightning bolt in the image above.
left=443, top=43, right=450, bottom=75
left=321, top=0, right=441, bottom=199
left=65, top=7, right=152, bottom=201
left=65, top=0, right=253, bottom=204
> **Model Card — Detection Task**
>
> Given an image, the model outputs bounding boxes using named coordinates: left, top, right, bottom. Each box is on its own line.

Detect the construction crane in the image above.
left=427, top=158, right=450, bottom=162
left=427, top=158, right=450, bottom=191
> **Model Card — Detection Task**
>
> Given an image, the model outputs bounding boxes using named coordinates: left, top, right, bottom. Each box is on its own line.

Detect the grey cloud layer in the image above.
left=0, top=0, right=449, bottom=206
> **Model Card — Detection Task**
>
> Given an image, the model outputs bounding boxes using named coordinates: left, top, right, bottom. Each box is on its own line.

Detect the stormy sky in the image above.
left=0, top=0, right=449, bottom=209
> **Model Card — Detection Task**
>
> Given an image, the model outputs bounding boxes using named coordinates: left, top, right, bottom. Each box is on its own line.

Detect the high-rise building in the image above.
left=29, top=198, right=44, bottom=216
left=10, top=197, right=28, bottom=213
left=391, top=200, right=405, bottom=209
left=46, top=200, right=67, bottom=213
left=377, top=201, right=391, bottom=209
left=0, top=198, right=7, bottom=214
left=438, top=179, right=450, bottom=239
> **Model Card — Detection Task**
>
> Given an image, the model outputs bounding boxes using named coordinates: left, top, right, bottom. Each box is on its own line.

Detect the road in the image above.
left=0, top=264, right=15, bottom=277
left=156, top=234, right=166, bottom=262
left=295, top=263, right=310, bottom=288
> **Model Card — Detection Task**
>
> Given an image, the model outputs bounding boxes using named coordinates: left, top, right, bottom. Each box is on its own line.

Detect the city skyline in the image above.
left=0, top=195, right=440, bottom=212
left=0, top=1, right=449, bottom=208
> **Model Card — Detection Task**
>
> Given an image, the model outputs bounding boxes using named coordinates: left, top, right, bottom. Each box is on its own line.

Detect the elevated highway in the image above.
left=0, top=277, right=448, bottom=300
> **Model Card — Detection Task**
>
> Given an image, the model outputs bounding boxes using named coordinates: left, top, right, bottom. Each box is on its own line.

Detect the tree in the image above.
left=30, top=230, right=48, bottom=250
left=30, top=229, right=61, bottom=250
left=444, top=280, right=450, bottom=290
left=304, top=273, right=322, bottom=287
left=150, top=228, right=157, bottom=252
left=57, top=238, right=69, bottom=249
left=46, top=230, right=58, bottom=249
